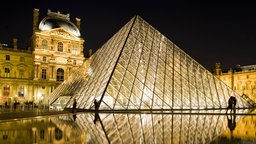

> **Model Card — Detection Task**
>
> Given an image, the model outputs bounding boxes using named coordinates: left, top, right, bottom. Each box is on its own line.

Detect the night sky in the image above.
left=0, top=1, right=255, bottom=71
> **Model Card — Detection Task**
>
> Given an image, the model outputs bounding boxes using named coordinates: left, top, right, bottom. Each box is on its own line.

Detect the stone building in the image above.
left=213, top=63, right=256, bottom=102
left=0, top=8, right=89, bottom=106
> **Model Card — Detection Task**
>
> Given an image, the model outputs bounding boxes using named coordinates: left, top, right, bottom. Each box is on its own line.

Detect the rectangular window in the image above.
left=72, top=45, right=78, bottom=55
left=3, top=86, right=10, bottom=97
left=18, top=86, right=24, bottom=97
left=6, top=55, right=10, bottom=61
left=42, top=40, right=48, bottom=50
left=40, top=129, right=45, bottom=140
left=4, top=68, right=10, bottom=77
left=42, top=69, right=46, bottom=80
left=19, top=69, right=24, bottom=78
left=20, top=57, right=25, bottom=62
left=57, top=42, right=63, bottom=52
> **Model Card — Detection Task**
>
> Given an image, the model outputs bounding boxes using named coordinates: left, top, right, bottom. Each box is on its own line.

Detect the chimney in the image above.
left=75, top=18, right=81, bottom=31
left=214, top=62, right=222, bottom=75
left=33, top=8, right=39, bottom=33
left=13, top=38, right=18, bottom=49
left=89, top=49, right=93, bottom=57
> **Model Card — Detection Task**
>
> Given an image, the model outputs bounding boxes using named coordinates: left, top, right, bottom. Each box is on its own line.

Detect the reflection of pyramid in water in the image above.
left=51, top=110, right=249, bottom=144
left=48, top=15, right=251, bottom=110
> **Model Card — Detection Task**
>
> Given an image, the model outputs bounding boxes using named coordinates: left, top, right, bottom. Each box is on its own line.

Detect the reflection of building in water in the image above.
left=0, top=111, right=255, bottom=143
left=214, top=109, right=256, bottom=142
left=230, top=114, right=256, bottom=141
left=213, top=63, right=256, bottom=102
left=0, top=117, right=86, bottom=143
left=0, top=8, right=88, bottom=106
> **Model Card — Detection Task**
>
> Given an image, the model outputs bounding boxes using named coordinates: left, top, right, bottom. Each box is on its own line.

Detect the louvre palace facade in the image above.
left=213, top=63, right=256, bottom=103
left=0, top=8, right=90, bottom=106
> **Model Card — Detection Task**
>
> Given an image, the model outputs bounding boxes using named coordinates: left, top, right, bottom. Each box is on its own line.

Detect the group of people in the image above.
left=226, top=96, right=237, bottom=136
left=72, top=98, right=100, bottom=113
left=72, top=96, right=237, bottom=124
left=72, top=98, right=100, bottom=123
left=226, top=96, right=237, bottom=113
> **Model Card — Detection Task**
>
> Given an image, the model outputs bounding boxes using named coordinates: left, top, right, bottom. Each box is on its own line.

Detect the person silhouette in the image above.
left=94, top=99, right=100, bottom=111
left=93, top=99, right=100, bottom=124
left=93, top=112, right=100, bottom=124
left=72, top=99, right=77, bottom=113
left=73, top=114, right=77, bottom=121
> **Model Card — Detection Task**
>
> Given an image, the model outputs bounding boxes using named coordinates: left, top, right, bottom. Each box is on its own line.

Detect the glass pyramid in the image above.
left=47, top=16, right=252, bottom=110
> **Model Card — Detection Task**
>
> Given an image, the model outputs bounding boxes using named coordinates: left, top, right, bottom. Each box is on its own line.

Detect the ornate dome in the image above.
left=38, top=10, right=80, bottom=37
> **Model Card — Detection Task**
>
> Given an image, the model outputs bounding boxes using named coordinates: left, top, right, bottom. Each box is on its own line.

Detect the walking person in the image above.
left=93, top=99, right=100, bottom=124
left=72, top=99, right=77, bottom=113
left=94, top=99, right=100, bottom=111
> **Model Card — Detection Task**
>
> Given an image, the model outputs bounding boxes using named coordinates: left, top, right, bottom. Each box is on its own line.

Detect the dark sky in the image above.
left=0, top=1, right=255, bottom=71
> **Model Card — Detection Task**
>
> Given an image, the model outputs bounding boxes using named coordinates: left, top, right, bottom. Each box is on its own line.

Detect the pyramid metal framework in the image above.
left=47, top=15, right=251, bottom=110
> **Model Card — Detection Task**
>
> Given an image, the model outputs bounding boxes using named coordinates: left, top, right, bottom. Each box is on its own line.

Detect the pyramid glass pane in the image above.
left=46, top=16, right=253, bottom=110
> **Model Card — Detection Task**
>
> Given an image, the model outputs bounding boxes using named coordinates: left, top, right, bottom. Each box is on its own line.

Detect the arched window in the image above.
left=56, top=68, right=64, bottom=81
left=55, top=128, right=62, bottom=140
left=42, top=40, right=48, bottom=50
left=57, top=42, right=63, bottom=52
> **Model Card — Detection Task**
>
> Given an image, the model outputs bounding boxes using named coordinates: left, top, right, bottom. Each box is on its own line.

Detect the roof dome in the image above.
left=38, top=10, right=80, bottom=37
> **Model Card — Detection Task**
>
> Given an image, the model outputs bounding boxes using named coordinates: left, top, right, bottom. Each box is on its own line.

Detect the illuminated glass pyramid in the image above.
left=47, top=16, right=251, bottom=110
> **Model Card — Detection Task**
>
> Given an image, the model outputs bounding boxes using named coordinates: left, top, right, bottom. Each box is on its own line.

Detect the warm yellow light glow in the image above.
left=87, top=67, right=93, bottom=76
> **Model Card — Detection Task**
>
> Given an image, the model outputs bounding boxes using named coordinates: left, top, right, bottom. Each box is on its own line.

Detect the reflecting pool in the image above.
left=0, top=109, right=255, bottom=144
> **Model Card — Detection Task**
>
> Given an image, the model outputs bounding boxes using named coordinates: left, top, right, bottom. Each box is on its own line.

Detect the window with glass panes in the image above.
left=18, top=86, right=24, bottom=97
left=4, top=68, right=10, bottom=77
left=42, top=40, right=48, bottom=50
left=58, top=42, right=63, bottom=52
left=19, top=69, right=24, bottom=78
left=42, top=69, right=46, bottom=80
left=56, top=68, right=64, bottom=81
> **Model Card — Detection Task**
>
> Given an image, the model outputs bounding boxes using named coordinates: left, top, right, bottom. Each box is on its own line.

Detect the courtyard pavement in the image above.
left=0, top=108, right=69, bottom=122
